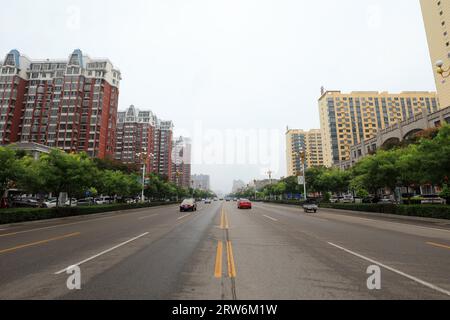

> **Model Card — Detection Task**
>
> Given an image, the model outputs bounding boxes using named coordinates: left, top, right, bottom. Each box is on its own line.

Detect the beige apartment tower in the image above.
left=421, top=0, right=450, bottom=109
left=319, top=91, right=439, bottom=167
left=286, top=129, right=324, bottom=177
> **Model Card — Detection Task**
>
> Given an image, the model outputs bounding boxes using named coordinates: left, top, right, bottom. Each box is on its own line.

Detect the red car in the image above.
left=237, top=199, right=252, bottom=209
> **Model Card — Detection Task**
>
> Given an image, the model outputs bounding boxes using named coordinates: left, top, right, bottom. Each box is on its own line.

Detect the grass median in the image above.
left=0, top=202, right=179, bottom=225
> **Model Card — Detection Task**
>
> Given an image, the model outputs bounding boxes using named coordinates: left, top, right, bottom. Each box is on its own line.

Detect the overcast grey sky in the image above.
left=0, top=0, right=436, bottom=193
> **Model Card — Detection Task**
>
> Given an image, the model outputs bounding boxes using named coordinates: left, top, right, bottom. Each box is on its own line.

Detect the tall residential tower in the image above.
left=421, top=0, right=450, bottom=109
left=0, top=49, right=121, bottom=158
left=319, top=90, right=439, bottom=167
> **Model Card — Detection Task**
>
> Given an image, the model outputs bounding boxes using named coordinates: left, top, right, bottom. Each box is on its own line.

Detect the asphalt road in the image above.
left=0, top=201, right=449, bottom=300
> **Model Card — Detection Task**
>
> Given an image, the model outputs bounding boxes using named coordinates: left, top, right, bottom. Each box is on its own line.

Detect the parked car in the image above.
left=205, top=198, right=212, bottom=204
left=237, top=199, right=252, bottom=209
left=95, top=197, right=114, bottom=205
left=77, top=198, right=94, bottom=206
left=330, top=197, right=341, bottom=203
left=180, top=199, right=197, bottom=212
left=378, top=197, right=396, bottom=204
left=13, top=197, right=42, bottom=208
left=340, top=195, right=354, bottom=203
left=42, top=198, right=77, bottom=208
left=421, top=195, right=446, bottom=204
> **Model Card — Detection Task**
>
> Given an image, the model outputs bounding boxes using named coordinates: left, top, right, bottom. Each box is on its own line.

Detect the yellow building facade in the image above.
left=286, top=129, right=324, bottom=177
left=319, top=91, right=439, bottom=167
left=421, top=0, right=450, bottom=109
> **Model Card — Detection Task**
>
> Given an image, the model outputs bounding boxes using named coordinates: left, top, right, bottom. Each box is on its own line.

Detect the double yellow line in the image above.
left=220, top=207, right=229, bottom=230
left=214, top=240, right=237, bottom=278
left=215, top=206, right=236, bottom=278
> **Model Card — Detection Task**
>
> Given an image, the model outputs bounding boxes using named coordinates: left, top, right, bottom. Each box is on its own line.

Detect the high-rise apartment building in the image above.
left=421, top=0, right=450, bottom=109
left=115, top=105, right=156, bottom=170
left=171, top=136, right=192, bottom=189
left=286, top=129, right=324, bottom=177
left=192, top=174, right=211, bottom=191
left=153, top=120, right=174, bottom=179
left=0, top=49, right=121, bottom=158
left=319, top=90, right=439, bottom=167
left=115, top=105, right=174, bottom=178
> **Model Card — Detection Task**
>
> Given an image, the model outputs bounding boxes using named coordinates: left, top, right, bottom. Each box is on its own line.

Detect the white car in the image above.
left=204, top=198, right=212, bottom=204
left=43, top=198, right=77, bottom=208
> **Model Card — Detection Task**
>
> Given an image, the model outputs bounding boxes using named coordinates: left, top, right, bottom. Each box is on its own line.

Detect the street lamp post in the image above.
left=137, top=152, right=153, bottom=203
left=295, top=150, right=308, bottom=201
left=266, top=170, right=273, bottom=200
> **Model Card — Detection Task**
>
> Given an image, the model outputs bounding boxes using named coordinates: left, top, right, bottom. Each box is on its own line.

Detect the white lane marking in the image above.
left=177, top=213, right=192, bottom=221
left=263, top=215, right=278, bottom=222
left=328, top=242, right=450, bottom=297
left=55, top=232, right=149, bottom=275
left=138, top=214, right=159, bottom=220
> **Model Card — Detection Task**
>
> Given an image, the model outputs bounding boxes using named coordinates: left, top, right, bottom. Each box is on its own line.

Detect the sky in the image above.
left=0, top=0, right=436, bottom=193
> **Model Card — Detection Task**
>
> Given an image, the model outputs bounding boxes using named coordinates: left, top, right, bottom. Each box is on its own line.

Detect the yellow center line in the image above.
left=0, top=232, right=80, bottom=255
left=227, top=241, right=237, bottom=278
left=427, top=242, right=450, bottom=250
left=224, top=211, right=229, bottom=229
left=214, top=241, right=223, bottom=278
left=220, top=208, right=225, bottom=229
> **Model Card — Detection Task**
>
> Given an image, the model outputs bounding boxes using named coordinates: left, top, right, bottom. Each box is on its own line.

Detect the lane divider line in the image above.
left=215, top=241, right=223, bottom=278
left=427, top=242, right=450, bottom=250
left=328, top=242, right=450, bottom=297
left=177, top=213, right=192, bottom=221
left=138, top=214, right=159, bottom=220
left=55, top=232, right=149, bottom=275
left=226, top=241, right=237, bottom=278
left=225, top=211, right=229, bottom=229
left=0, top=232, right=80, bottom=255
left=263, top=215, right=278, bottom=222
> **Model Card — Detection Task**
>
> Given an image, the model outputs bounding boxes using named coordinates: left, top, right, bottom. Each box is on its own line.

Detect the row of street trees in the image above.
left=0, top=148, right=215, bottom=207
left=232, top=125, right=450, bottom=203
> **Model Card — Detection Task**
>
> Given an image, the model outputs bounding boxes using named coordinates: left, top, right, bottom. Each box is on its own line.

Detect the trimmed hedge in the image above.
left=319, top=203, right=450, bottom=220
left=0, top=202, right=178, bottom=225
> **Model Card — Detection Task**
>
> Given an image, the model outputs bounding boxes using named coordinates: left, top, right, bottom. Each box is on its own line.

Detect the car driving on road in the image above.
left=303, top=200, right=318, bottom=213
left=237, top=199, right=252, bottom=209
left=180, top=198, right=197, bottom=212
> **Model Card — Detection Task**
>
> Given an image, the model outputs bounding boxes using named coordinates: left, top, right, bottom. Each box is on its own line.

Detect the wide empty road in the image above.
left=0, top=201, right=449, bottom=300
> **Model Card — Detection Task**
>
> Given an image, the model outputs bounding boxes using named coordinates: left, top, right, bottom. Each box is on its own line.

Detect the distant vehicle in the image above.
left=77, top=198, right=94, bottom=206
left=330, top=197, right=341, bottom=203
left=225, top=197, right=231, bottom=202
left=13, top=197, right=42, bottom=208
left=205, top=198, right=212, bottom=204
left=420, top=195, right=446, bottom=205
left=180, top=199, right=197, bottom=212
left=43, top=198, right=77, bottom=208
left=233, top=198, right=238, bottom=202
left=341, top=195, right=354, bottom=203
left=95, top=197, right=114, bottom=205
left=377, top=197, right=396, bottom=204
left=219, top=198, right=224, bottom=201
left=303, top=201, right=318, bottom=213
left=237, top=199, right=252, bottom=209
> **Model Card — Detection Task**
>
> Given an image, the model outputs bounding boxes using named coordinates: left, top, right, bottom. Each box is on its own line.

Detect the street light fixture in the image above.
left=436, top=59, right=450, bottom=79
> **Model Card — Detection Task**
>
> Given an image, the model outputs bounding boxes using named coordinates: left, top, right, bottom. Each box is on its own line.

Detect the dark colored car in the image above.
left=180, top=199, right=197, bottom=212
left=237, top=199, right=252, bottom=209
